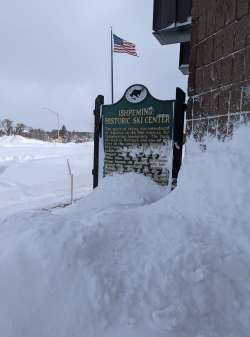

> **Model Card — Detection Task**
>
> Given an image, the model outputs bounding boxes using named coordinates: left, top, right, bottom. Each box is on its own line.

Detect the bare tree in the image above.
left=1, top=118, right=13, bottom=136
left=0, top=120, right=3, bottom=136
left=15, top=123, right=26, bottom=135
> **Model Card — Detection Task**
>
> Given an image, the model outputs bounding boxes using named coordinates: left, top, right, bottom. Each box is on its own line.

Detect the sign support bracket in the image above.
left=92, top=95, right=104, bottom=189
left=172, top=87, right=186, bottom=189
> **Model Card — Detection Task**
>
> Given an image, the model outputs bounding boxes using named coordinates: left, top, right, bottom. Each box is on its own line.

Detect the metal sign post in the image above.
left=172, top=87, right=186, bottom=188
left=92, top=95, right=104, bottom=188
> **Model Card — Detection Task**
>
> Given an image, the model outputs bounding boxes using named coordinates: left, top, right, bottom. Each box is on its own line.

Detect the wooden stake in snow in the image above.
left=67, top=159, right=74, bottom=205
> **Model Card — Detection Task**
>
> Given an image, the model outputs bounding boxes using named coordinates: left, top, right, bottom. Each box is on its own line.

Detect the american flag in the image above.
left=113, top=34, right=138, bottom=56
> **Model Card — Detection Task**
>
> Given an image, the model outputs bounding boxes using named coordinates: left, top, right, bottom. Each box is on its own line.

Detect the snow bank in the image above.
left=0, top=135, right=47, bottom=146
left=0, top=142, right=93, bottom=213
left=0, top=125, right=250, bottom=337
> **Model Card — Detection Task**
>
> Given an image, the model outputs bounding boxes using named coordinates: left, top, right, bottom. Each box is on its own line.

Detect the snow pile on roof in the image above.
left=0, top=135, right=47, bottom=146
left=0, top=125, right=250, bottom=337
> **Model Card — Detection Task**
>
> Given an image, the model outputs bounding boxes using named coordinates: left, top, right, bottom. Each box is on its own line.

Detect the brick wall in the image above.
left=187, top=0, right=250, bottom=139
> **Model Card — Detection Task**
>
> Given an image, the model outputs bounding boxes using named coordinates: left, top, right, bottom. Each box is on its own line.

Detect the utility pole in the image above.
left=42, top=107, right=60, bottom=141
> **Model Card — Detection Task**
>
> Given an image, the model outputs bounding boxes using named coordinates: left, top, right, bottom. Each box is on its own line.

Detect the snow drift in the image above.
left=0, top=141, right=93, bottom=214
left=0, top=135, right=47, bottom=146
left=0, top=125, right=250, bottom=337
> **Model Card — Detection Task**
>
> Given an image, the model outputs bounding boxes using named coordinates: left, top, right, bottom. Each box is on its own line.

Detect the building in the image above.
left=153, top=0, right=250, bottom=139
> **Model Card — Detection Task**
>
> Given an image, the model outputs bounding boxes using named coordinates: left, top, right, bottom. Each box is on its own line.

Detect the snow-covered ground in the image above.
left=0, top=127, right=250, bottom=337
left=0, top=136, right=93, bottom=216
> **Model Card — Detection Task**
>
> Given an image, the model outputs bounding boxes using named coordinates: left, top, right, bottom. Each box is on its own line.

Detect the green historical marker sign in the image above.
left=101, top=84, right=175, bottom=186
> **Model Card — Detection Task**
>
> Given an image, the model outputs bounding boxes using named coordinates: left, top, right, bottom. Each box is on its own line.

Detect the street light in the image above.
left=42, top=107, right=60, bottom=141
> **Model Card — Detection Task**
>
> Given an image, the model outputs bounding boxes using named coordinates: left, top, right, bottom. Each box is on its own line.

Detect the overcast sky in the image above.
left=0, top=0, right=187, bottom=131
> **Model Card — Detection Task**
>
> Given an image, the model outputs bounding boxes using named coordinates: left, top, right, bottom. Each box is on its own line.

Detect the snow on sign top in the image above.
left=101, top=84, right=175, bottom=187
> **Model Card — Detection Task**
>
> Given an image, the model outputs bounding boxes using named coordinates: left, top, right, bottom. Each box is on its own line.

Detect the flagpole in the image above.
left=110, top=26, right=114, bottom=104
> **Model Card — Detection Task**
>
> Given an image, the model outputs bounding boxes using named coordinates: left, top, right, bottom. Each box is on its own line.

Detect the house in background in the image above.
left=153, top=0, right=250, bottom=139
